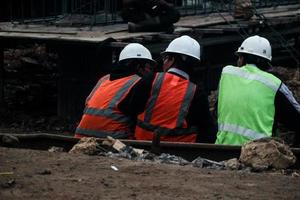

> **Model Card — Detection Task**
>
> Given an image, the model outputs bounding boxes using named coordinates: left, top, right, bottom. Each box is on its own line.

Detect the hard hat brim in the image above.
left=161, top=50, right=200, bottom=61
left=235, top=50, right=272, bottom=61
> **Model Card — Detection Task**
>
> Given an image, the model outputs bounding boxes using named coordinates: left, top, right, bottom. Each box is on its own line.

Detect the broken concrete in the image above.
left=239, top=138, right=296, bottom=171
left=69, top=137, right=100, bottom=155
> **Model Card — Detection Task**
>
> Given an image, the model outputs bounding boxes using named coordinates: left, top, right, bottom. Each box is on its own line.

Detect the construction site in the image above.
left=1, top=0, right=300, bottom=199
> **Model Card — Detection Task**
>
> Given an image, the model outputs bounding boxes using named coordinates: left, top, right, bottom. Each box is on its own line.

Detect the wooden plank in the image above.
left=193, top=28, right=224, bottom=34
left=107, top=41, right=129, bottom=48
left=0, top=29, right=78, bottom=35
left=255, top=9, right=300, bottom=19
left=256, top=4, right=300, bottom=14
left=175, top=13, right=235, bottom=28
left=0, top=47, right=3, bottom=107
left=157, top=33, right=178, bottom=40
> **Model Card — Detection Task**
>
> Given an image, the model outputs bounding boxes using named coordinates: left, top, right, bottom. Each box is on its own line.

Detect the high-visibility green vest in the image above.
left=215, top=64, right=282, bottom=145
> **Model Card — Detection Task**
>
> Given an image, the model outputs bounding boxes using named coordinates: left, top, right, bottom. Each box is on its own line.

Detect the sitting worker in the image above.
left=120, top=0, right=180, bottom=33
left=74, top=43, right=156, bottom=139
left=215, top=35, right=300, bottom=146
left=119, top=35, right=217, bottom=143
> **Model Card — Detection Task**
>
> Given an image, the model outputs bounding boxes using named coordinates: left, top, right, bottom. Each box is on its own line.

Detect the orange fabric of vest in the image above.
left=135, top=72, right=197, bottom=143
left=75, top=74, right=140, bottom=138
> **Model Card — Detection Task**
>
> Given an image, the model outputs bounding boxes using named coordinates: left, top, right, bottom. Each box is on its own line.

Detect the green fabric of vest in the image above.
left=216, top=64, right=281, bottom=145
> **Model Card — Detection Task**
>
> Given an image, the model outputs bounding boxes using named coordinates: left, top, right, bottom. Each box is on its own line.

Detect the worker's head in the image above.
left=236, top=35, right=272, bottom=68
left=161, top=35, right=201, bottom=72
left=118, top=43, right=156, bottom=76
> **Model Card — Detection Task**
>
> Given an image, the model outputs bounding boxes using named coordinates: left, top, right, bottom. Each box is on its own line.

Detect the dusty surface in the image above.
left=1, top=147, right=300, bottom=200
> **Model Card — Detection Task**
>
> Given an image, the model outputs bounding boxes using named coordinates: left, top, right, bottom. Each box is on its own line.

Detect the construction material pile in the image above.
left=69, top=136, right=297, bottom=172
left=1, top=45, right=74, bottom=132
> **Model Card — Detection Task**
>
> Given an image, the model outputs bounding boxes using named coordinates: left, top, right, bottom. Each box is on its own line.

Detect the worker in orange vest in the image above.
left=75, top=43, right=156, bottom=139
left=119, top=35, right=217, bottom=143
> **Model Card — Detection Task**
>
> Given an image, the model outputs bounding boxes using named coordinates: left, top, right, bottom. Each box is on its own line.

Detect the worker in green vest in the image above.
left=215, top=35, right=300, bottom=146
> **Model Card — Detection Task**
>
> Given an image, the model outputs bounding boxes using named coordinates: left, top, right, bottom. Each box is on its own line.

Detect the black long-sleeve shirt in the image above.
left=274, top=83, right=300, bottom=146
left=118, top=69, right=217, bottom=143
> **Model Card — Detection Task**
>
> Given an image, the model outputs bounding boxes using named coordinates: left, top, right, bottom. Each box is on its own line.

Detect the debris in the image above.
left=111, top=165, right=119, bottom=171
left=69, top=137, right=101, bottom=155
left=103, top=136, right=144, bottom=155
left=192, top=156, right=225, bottom=169
left=37, top=169, right=52, bottom=175
left=1, top=135, right=19, bottom=147
left=239, top=138, right=296, bottom=171
left=156, top=153, right=190, bottom=166
left=292, top=172, right=300, bottom=178
left=48, top=146, right=65, bottom=152
left=224, top=158, right=243, bottom=170
left=0, top=172, right=14, bottom=175
left=1, top=179, right=16, bottom=188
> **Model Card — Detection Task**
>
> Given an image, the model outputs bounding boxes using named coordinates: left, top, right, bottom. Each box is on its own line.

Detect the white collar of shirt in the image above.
left=167, top=68, right=189, bottom=80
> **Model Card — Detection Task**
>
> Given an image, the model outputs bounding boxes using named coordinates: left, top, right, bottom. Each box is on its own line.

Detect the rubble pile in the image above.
left=4, top=44, right=58, bottom=112
left=1, top=44, right=74, bottom=132
left=70, top=137, right=297, bottom=172
left=69, top=137, right=101, bottom=155
left=239, top=138, right=296, bottom=171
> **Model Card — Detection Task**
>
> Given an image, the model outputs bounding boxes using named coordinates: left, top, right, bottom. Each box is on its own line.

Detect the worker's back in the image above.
left=135, top=72, right=198, bottom=142
left=216, top=64, right=281, bottom=145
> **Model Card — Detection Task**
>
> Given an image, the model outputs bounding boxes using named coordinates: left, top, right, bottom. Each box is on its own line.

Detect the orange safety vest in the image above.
left=75, top=74, right=141, bottom=139
left=135, top=72, right=198, bottom=143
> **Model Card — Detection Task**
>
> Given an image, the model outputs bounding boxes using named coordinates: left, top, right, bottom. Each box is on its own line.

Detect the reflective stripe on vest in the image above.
left=177, top=82, right=196, bottom=127
left=218, top=123, right=266, bottom=140
left=84, top=107, right=131, bottom=124
left=76, top=75, right=140, bottom=138
left=222, top=66, right=279, bottom=92
left=144, top=73, right=165, bottom=123
left=85, top=74, right=110, bottom=103
left=137, top=120, right=198, bottom=136
left=75, top=127, right=130, bottom=138
left=137, top=72, right=197, bottom=137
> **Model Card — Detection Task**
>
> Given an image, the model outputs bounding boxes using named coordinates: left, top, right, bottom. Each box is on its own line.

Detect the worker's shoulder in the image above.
left=221, top=65, right=238, bottom=73
left=260, top=69, right=282, bottom=85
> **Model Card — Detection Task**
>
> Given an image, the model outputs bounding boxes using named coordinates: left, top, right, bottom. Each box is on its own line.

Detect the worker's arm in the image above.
left=274, top=83, right=300, bottom=146
left=118, top=72, right=155, bottom=116
left=187, top=86, right=217, bottom=143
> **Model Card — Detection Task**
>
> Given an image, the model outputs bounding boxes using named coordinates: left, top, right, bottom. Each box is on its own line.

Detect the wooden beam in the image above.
left=0, top=47, right=3, bottom=107
left=107, top=41, right=129, bottom=48
left=0, top=29, right=78, bottom=35
left=193, top=28, right=224, bottom=34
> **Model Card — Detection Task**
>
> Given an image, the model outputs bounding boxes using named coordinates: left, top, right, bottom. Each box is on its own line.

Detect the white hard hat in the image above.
left=236, top=35, right=272, bottom=61
left=162, top=35, right=201, bottom=60
left=119, top=43, right=155, bottom=63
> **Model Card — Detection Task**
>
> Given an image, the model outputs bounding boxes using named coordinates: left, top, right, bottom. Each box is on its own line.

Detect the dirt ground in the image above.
left=1, top=147, right=300, bottom=200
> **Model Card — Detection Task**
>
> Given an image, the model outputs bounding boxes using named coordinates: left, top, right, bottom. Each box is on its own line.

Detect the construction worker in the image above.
left=215, top=35, right=300, bottom=146
left=119, top=35, right=217, bottom=143
left=120, top=0, right=180, bottom=33
left=74, top=43, right=156, bottom=139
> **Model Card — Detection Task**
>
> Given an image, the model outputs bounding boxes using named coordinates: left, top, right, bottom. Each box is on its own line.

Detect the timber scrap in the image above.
left=0, top=4, right=299, bottom=45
